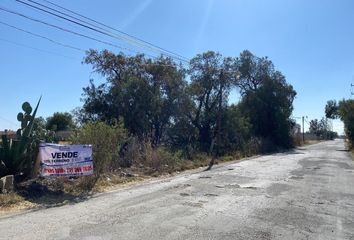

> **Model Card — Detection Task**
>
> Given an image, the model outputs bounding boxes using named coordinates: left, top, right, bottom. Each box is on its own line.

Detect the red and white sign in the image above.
left=39, top=143, right=93, bottom=177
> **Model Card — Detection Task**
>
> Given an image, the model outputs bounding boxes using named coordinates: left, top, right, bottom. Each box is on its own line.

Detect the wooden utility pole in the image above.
left=302, top=116, right=305, bottom=143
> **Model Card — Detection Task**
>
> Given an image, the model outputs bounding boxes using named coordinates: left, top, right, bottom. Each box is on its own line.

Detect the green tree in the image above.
left=222, top=104, right=252, bottom=153
left=46, top=112, right=75, bottom=131
left=309, top=119, right=320, bottom=137
left=325, top=100, right=339, bottom=119
left=79, top=49, right=298, bottom=161
left=238, top=54, right=296, bottom=150
left=82, top=50, right=187, bottom=145
left=236, top=50, right=274, bottom=95
left=187, top=51, right=238, bottom=152
left=309, top=118, right=330, bottom=139
left=338, top=100, right=354, bottom=146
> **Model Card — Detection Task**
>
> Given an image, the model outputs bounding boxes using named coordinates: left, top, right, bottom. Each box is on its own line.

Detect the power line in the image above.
left=21, top=0, right=145, bottom=47
left=22, top=0, right=117, bottom=33
left=0, top=6, right=149, bottom=56
left=15, top=0, right=136, bottom=43
left=40, top=0, right=189, bottom=61
left=0, top=6, right=189, bottom=66
left=0, top=116, right=19, bottom=128
left=0, top=36, right=182, bottom=68
left=0, top=19, right=185, bottom=67
left=0, top=37, right=80, bottom=60
left=0, top=20, right=84, bottom=52
left=11, top=0, right=95, bottom=35
left=15, top=0, right=189, bottom=63
left=0, top=7, right=190, bottom=69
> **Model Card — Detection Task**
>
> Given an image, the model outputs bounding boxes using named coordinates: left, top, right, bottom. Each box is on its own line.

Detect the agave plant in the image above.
left=0, top=98, right=41, bottom=178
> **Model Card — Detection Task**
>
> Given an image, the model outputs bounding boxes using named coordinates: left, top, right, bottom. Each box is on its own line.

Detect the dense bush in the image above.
left=222, top=104, right=252, bottom=154
left=119, top=136, right=140, bottom=168
left=140, top=140, right=178, bottom=173
left=338, top=100, right=354, bottom=147
left=70, top=120, right=127, bottom=175
left=325, top=99, right=354, bottom=147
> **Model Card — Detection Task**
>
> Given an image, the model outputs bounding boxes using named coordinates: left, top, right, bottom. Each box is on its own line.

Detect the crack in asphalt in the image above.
left=1, top=140, right=354, bottom=240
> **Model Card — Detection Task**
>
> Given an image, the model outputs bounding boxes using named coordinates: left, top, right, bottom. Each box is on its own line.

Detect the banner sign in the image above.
left=39, top=143, right=93, bottom=177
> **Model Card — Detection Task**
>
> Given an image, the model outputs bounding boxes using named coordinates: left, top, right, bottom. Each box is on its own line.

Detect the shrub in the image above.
left=338, top=100, right=354, bottom=148
left=70, top=121, right=127, bottom=176
left=243, top=137, right=261, bottom=156
left=292, top=135, right=302, bottom=147
left=119, top=136, right=140, bottom=168
left=140, top=140, right=178, bottom=173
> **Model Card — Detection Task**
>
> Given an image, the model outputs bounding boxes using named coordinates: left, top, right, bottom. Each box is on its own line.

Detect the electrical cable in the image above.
left=0, top=37, right=81, bottom=60
left=0, top=6, right=156, bottom=57
left=39, top=0, right=189, bottom=61
left=15, top=0, right=189, bottom=63
left=0, top=20, right=84, bottom=52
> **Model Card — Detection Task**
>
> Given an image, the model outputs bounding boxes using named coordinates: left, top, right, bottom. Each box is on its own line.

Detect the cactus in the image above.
left=0, top=98, right=41, bottom=178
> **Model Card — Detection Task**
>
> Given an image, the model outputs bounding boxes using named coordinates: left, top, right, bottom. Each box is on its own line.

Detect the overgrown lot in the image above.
left=1, top=49, right=306, bottom=213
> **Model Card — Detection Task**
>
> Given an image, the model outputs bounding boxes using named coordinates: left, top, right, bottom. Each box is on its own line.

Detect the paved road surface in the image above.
left=1, top=140, right=354, bottom=240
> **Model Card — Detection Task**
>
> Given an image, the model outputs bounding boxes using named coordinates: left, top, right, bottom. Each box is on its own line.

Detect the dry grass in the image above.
left=0, top=148, right=253, bottom=216
left=0, top=193, right=36, bottom=215
left=302, top=140, right=322, bottom=146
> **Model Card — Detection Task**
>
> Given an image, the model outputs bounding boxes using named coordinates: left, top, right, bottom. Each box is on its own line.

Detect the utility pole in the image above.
left=301, top=116, right=308, bottom=143
left=302, top=116, right=305, bottom=143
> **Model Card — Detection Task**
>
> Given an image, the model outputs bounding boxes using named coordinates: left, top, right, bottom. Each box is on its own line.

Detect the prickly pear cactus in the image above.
left=0, top=98, right=41, bottom=178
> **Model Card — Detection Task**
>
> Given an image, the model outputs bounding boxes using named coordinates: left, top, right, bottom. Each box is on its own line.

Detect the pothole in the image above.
left=199, top=176, right=212, bottom=179
left=204, top=193, right=219, bottom=197
left=180, top=192, right=190, bottom=197
left=289, top=176, right=304, bottom=180
left=242, top=186, right=258, bottom=190
left=183, top=202, right=203, bottom=208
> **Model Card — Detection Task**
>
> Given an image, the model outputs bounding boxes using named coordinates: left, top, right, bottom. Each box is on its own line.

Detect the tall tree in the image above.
left=46, top=112, right=75, bottom=131
left=325, top=100, right=339, bottom=119
left=187, top=51, right=238, bottom=152
left=82, top=49, right=187, bottom=145
left=237, top=51, right=296, bottom=149
left=337, top=100, right=354, bottom=146
left=236, top=50, right=274, bottom=95
left=309, top=119, right=320, bottom=136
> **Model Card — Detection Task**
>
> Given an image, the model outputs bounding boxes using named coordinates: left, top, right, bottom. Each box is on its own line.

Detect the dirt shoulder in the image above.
left=0, top=146, right=298, bottom=217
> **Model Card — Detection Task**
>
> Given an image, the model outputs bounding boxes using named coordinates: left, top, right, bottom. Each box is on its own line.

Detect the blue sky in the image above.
left=1, top=0, right=353, bottom=134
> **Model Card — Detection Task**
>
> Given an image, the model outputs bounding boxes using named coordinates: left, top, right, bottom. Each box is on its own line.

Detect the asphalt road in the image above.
left=1, top=140, right=354, bottom=240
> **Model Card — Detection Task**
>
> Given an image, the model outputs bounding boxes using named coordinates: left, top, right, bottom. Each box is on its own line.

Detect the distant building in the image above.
left=0, top=130, right=17, bottom=139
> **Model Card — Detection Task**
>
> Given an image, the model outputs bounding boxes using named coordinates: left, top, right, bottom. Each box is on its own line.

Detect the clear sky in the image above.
left=1, top=0, right=353, bottom=134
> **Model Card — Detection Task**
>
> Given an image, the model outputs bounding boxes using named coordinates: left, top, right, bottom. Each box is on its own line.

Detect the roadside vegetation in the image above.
left=325, top=99, right=354, bottom=149
left=0, top=49, right=302, bottom=211
left=308, top=117, right=338, bottom=140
